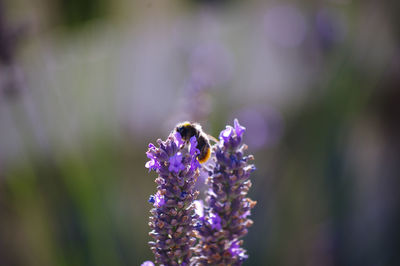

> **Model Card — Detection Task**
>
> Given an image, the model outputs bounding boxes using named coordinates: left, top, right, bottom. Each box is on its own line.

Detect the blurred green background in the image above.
left=1, top=0, right=399, bottom=265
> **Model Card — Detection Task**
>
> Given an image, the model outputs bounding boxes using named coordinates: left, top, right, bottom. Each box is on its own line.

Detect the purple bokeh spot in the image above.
left=263, top=4, right=307, bottom=48
left=316, top=8, right=347, bottom=48
left=233, top=107, right=283, bottom=149
left=189, top=41, right=234, bottom=89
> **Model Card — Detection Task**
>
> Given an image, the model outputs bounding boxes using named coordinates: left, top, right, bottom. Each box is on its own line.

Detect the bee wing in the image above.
left=207, top=134, right=219, bottom=144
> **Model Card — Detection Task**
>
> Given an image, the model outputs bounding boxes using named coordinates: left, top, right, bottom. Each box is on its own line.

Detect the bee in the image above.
left=175, top=122, right=215, bottom=164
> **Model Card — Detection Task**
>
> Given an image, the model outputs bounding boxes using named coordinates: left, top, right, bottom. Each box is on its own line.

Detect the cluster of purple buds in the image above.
left=144, top=132, right=201, bottom=265
left=194, top=119, right=256, bottom=265
left=143, top=119, right=256, bottom=266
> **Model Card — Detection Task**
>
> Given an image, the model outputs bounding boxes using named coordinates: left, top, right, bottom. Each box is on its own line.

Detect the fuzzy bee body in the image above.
left=175, top=122, right=211, bottom=164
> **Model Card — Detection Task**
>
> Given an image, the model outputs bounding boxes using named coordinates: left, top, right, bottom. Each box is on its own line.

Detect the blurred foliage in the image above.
left=57, top=0, right=108, bottom=29
left=2, top=135, right=153, bottom=265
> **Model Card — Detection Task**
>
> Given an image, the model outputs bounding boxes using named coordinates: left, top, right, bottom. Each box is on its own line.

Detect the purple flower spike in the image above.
left=145, top=129, right=201, bottom=266
left=194, top=119, right=256, bottom=265
left=145, top=120, right=255, bottom=265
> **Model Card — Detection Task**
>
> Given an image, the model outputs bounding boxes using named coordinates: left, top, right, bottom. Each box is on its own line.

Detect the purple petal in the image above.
left=234, top=119, right=246, bottom=138
left=190, top=157, right=201, bottom=171
left=229, top=241, right=248, bottom=260
left=219, top=126, right=234, bottom=142
left=189, top=136, right=200, bottom=156
left=240, top=210, right=251, bottom=218
left=148, top=143, right=156, bottom=149
left=145, top=160, right=155, bottom=171
left=148, top=195, right=155, bottom=204
left=208, top=212, right=222, bottom=230
left=174, top=131, right=184, bottom=147
left=168, top=153, right=185, bottom=174
left=145, top=151, right=159, bottom=172
left=154, top=192, right=165, bottom=207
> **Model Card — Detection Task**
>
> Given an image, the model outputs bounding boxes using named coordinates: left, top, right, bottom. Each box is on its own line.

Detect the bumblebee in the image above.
left=175, top=122, right=212, bottom=164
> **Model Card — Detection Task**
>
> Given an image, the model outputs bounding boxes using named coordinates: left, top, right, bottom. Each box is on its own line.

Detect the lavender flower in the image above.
left=194, top=119, right=257, bottom=265
left=145, top=132, right=201, bottom=265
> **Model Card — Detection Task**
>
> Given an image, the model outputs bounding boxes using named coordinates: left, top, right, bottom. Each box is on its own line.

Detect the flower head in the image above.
left=145, top=130, right=201, bottom=265
left=194, top=119, right=256, bottom=265
left=218, top=119, right=246, bottom=150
